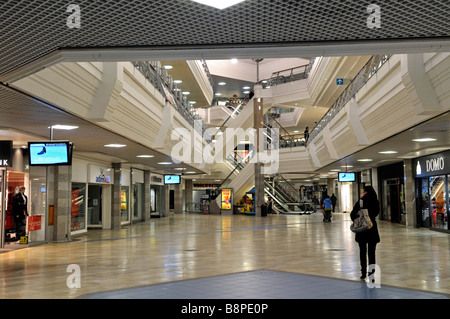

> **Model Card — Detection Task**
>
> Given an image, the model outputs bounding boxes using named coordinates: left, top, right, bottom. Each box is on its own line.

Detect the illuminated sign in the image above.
left=221, top=189, right=232, bottom=210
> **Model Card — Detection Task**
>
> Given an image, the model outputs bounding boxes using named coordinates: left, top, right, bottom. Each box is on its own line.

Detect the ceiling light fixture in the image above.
left=357, top=159, right=373, bottom=162
left=412, top=138, right=436, bottom=142
left=218, top=82, right=226, bottom=85
left=163, top=65, right=173, bottom=69
left=191, top=0, right=246, bottom=10
left=137, top=155, right=154, bottom=158
left=231, top=58, right=238, bottom=64
left=379, top=151, right=398, bottom=154
left=51, top=125, right=79, bottom=130
left=215, top=93, right=222, bottom=96
left=182, top=91, right=190, bottom=95
left=174, top=80, right=182, bottom=84
left=157, top=162, right=172, bottom=165
left=104, top=144, right=126, bottom=148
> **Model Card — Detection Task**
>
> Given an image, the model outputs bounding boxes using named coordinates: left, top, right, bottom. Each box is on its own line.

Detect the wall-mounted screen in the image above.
left=28, top=141, right=72, bottom=166
left=338, top=172, right=356, bottom=182
left=164, top=175, right=181, bottom=185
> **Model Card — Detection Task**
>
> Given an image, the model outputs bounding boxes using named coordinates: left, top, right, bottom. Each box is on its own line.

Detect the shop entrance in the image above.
left=88, top=185, right=102, bottom=227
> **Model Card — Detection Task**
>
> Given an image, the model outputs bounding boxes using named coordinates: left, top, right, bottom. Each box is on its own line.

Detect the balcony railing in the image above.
left=306, top=54, right=392, bottom=145
left=132, top=60, right=212, bottom=142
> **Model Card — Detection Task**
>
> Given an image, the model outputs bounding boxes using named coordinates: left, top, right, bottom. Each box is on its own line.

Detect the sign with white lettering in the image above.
left=0, top=141, right=13, bottom=167
left=413, top=151, right=450, bottom=178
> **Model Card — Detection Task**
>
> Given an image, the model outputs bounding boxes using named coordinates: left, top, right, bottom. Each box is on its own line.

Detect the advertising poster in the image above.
left=221, top=189, right=232, bottom=210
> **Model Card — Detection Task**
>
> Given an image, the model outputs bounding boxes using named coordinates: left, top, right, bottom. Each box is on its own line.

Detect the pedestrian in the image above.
left=312, top=195, right=319, bottom=212
left=267, top=198, right=273, bottom=214
left=304, top=127, right=309, bottom=142
left=350, top=186, right=381, bottom=282
left=12, top=186, right=28, bottom=237
left=330, top=193, right=337, bottom=212
left=323, top=195, right=332, bottom=222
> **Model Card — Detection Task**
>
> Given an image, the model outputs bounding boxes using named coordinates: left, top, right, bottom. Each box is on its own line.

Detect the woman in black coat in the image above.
left=350, top=186, right=380, bottom=280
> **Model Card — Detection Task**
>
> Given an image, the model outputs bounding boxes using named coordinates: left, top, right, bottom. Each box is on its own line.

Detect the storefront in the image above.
left=132, top=169, right=144, bottom=222
left=413, top=150, right=449, bottom=233
left=1, top=142, right=46, bottom=248
left=378, top=162, right=406, bottom=224
left=150, top=173, right=165, bottom=218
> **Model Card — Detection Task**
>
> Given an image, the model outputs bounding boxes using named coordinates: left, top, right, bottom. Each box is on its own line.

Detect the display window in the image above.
left=121, top=186, right=129, bottom=222
left=71, top=183, right=86, bottom=232
left=429, top=175, right=447, bottom=230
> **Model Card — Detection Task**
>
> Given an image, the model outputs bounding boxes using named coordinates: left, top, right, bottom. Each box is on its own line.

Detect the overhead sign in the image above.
left=413, top=151, right=450, bottom=178
left=0, top=140, right=13, bottom=167
left=336, top=78, right=344, bottom=85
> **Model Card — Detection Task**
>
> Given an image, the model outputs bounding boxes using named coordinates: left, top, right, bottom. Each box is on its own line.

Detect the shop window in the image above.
left=121, top=186, right=129, bottom=222
left=71, top=183, right=86, bottom=232
left=429, top=176, right=446, bottom=229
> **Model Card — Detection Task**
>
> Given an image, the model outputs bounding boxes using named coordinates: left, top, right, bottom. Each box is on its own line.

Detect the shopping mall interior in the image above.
left=0, top=0, right=449, bottom=304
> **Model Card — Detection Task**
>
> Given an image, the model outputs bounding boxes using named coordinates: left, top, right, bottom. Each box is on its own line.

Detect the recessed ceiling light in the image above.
left=189, top=101, right=197, bottom=104
left=104, top=144, right=126, bottom=148
left=293, top=130, right=299, bottom=133
left=218, top=82, right=226, bottom=85
left=412, top=138, right=436, bottom=142
left=191, top=0, right=246, bottom=10
left=357, top=159, right=373, bottom=162
left=51, top=125, right=79, bottom=130
left=174, top=80, right=182, bottom=84
left=174, top=168, right=186, bottom=170
left=214, top=179, right=221, bottom=182
left=182, top=91, right=190, bottom=95
left=243, top=91, right=250, bottom=94
left=157, top=162, right=172, bottom=165
left=163, top=65, right=173, bottom=69
left=341, top=165, right=353, bottom=168
left=137, top=155, right=154, bottom=158
left=379, top=151, right=398, bottom=154
left=186, top=171, right=197, bottom=174
left=231, top=58, right=238, bottom=64
left=243, top=86, right=251, bottom=90
left=215, top=93, right=222, bottom=96
left=330, top=169, right=341, bottom=172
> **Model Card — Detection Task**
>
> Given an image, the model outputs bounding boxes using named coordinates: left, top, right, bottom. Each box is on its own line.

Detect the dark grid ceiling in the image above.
left=1, top=0, right=450, bottom=77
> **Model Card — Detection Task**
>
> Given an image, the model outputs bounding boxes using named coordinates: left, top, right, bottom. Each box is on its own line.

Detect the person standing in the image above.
left=267, top=198, right=273, bottom=214
left=304, top=127, right=309, bottom=143
left=323, top=195, right=332, bottom=222
left=12, top=186, right=28, bottom=237
left=312, top=195, right=319, bottom=212
left=330, top=193, right=337, bottom=212
left=350, top=186, right=381, bottom=281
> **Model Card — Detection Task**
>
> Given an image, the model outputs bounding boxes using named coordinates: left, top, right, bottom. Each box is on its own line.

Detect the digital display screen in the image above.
left=338, top=172, right=356, bottom=182
left=29, top=141, right=72, bottom=166
left=164, top=175, right=181, bottom=184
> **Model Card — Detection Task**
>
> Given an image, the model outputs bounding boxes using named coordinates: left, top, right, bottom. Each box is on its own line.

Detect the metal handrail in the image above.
left=132, top=60, right=212, bottom=142
left=306, top=54, right=392, bottom=145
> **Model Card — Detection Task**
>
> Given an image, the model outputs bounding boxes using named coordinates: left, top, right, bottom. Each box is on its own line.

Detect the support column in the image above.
left=144, top=170, right=151, bottom=222
left=403, top=159, right=417, bottom=228
left=185, top=179, right=193, bottom=208
left=254, top=96, right=265, bottom=217
left=111, top=163, right=122, bottom=230
left=48, top=165, right=72, bottom=242
left=174, top=182, right=183, bottom=214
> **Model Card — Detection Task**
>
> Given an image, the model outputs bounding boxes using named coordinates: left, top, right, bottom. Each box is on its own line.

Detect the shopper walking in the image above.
left=350, top=186, right=380, bottom=281
left=330, top=193, right=337, bottom=212
left=323, top=195, right=332, bottom=222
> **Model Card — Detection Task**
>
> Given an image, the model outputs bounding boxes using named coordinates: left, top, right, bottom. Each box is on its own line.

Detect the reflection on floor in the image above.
left=0, top=213, right=449, bottom=299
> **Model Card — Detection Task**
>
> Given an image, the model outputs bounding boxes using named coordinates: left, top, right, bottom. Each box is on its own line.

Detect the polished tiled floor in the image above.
left=0, top=213, right=449, bottom=299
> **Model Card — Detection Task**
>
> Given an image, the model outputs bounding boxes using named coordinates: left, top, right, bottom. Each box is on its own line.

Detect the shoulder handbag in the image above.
left=350, top=199, right=373, bottom=233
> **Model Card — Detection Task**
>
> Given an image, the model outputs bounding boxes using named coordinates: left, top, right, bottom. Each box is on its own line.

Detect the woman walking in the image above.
left=350, top=186, right=380, bottom=281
